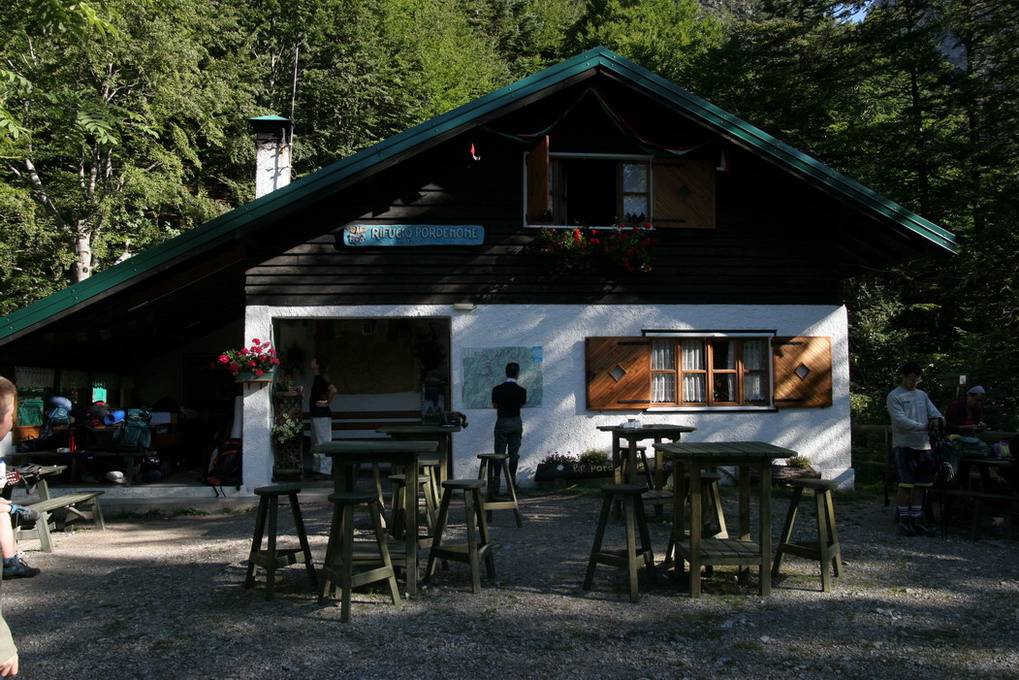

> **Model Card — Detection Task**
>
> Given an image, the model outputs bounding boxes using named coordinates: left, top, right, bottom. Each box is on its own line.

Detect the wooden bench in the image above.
left=942, top=489, right=1017, bottom=540
left=17, top=491, right=106, bottom=552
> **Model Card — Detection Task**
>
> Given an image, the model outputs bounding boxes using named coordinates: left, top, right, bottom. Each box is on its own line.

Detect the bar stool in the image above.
left=477, top=453, right=523, bottom=527
left=243, top=483, right=317, bottom=601
left=388, top=473, right=438, bottom=541
left=663, top=471, right=728, bottom=564
left=319, top=491, right=401, bottom=622
left=772, top=478, right=842, bottom=592
left=583, top=483, right=656, bottom=602
left=426, top=479, right=496, bottom=593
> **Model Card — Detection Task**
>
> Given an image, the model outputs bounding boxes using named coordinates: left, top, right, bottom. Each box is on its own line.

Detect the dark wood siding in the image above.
left=245, top=124, right=858, bottom=307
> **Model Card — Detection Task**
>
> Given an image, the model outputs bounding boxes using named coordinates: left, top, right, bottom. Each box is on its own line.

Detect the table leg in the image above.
left=759, top=463, right=772, bottom=596
left=612, top=434, right=624, bottom=486
left=404, top=454, right=419, bottom=597
left=688, top=463, right=703, bottom=598
left=737, top=464, right=751, bottom=584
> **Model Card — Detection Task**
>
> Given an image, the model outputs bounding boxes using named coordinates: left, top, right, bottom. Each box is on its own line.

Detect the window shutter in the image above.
left=526, top=135, right=550, bottom=222
left=772, top=336, right=832, bottom=408
left=652, top=159, right=715, bottom=229
left=586, top=337, right=652, bottom=410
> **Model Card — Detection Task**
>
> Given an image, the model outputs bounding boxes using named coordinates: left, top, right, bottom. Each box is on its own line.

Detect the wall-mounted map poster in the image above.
left=462, top=346, right=543, bottom=409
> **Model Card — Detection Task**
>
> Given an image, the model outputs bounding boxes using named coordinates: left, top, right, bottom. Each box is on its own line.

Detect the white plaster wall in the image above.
left=245, top=303, right=853, bottom=492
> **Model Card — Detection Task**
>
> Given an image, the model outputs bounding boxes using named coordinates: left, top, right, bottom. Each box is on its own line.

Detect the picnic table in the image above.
left=596, top=423, right=696, bottom=489
left=312, top=439, right=439, bottom=596
left=376, top=424, right=460, bottom=484
left=12, top=465, right=106, bottom=552
left=942, top=454, right=1018, bottom=539
left=655, top=440, right=796, bottom=597
left=13, top=449, right=151, bottom=485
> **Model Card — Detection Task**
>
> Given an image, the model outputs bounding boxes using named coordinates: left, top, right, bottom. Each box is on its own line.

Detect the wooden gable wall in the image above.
left=244, top=75, right=883, bottom=309
left=245, top=127, right=852, bottom=308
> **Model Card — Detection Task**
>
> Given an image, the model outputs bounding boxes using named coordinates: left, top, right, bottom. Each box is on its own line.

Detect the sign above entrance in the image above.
left=343, top=225, right=485, bottom=247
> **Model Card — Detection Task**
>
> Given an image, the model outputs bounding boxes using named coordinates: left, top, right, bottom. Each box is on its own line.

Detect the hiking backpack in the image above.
left=114, top=408, right=152, bottom=452
left=206, top=438, right=242, bottom=488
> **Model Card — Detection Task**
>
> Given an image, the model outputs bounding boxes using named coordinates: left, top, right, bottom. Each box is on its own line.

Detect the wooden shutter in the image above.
left=772, top=336, right=832, bottom=408
left=586, top=337, right=652, bottom=410
left=652, top=159, right=715, bottom=229
left=526, top=135, right=549, bottom=222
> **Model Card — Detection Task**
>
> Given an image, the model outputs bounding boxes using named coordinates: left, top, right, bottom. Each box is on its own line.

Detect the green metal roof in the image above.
left=0, top=47, right=956, bottom=344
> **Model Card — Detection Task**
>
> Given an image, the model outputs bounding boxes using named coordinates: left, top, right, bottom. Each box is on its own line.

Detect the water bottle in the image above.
left=0, top=453, right=6, bottom=488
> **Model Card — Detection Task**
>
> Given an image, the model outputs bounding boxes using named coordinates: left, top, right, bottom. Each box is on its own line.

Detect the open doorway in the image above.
left=273, top=317, right=451, bottom=430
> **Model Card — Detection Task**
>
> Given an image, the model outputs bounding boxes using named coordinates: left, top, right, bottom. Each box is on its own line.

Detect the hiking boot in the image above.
left=912, top=517, right=937, bottom=537
left=10, top=504, right=40, bottom=525
left=898, top=516, right=916, bottom=536
left=3, top=554, right=41, bottom=579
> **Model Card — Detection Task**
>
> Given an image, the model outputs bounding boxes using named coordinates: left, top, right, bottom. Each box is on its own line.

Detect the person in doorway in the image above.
left=491, top=362, right=527, bottom=497
left=309, top=357, right=337, bottom=478
left=0, top=375, right=24, bottom=676
left=886, top=362, right=943, bottom=537
left=944, top=385, right=988, bottom=435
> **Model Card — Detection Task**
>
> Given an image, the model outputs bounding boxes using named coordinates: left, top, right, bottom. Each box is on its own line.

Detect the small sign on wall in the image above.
left=343, top=225, right=485, bottom=247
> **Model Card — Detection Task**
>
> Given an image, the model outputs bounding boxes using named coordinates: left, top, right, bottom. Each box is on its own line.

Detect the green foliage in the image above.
left=578, top=449, right=609, bottom=465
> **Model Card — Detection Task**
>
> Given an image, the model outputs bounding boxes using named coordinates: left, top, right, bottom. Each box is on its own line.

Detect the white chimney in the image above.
left=249, top=115, right=293, bottom=198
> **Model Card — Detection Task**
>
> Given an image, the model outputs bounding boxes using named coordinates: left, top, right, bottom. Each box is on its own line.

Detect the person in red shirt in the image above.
left=945, top=385, right=988, bottom=435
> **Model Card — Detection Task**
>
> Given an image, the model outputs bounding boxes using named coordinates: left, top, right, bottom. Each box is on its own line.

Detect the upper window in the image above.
left=585, top=335, right=832, bottom=411
left=526, top=135, right=715, bottom=229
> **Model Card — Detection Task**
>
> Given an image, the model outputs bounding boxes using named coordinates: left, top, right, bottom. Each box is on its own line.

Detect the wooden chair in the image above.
left=772, top=478, right=842, bottom=591
left=243, top=483, right=317, bottom=601
left=477, top=453, right=523, bottom=527
left=426, top=479, right=496, bottom=593
left=583, top=483, right=656, bottom=603
left=319, top=490, right=401, bottom=622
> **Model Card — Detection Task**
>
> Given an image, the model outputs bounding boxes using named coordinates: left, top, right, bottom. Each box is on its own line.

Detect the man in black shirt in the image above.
left=491, top=362, right=527, bottom=494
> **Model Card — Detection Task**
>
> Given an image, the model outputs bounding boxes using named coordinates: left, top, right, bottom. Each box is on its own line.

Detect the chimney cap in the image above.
left=248, top=115, right=292, bottom=135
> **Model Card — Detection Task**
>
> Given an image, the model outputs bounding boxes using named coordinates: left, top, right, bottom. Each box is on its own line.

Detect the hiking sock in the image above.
left=912, top=506, right=935, bottom=536
left=897, top=506, right=915, bottom=535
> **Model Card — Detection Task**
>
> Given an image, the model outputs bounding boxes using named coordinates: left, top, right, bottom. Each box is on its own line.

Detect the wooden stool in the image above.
left=772, top=478, right=842, bottom=591
left=319, top=491, right=401, bottom=622
left=426, top=479, right=496, bottom=593
left=388, top=473, right=438, bottom=541
left=663, top=471, right=728, bottom=564
left=243, top=483, right=317, bottom=601
left=477, top=453, right=523, bottom=527
left=583, top=483, right=656, bottom=602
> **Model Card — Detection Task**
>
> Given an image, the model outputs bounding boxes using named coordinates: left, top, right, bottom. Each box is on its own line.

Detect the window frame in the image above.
left=526, top=151, right=653, bottom=228
left=524, top=136, right=716, bottom=230
left=647, top=332, right=775, bottom=409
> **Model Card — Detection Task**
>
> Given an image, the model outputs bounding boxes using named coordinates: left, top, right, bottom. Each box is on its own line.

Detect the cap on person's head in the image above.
left=967, top=385, right=986, bottom=395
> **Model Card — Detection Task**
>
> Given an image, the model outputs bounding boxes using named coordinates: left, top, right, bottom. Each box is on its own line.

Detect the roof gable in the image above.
left=0, top=47, right=955, bottom=346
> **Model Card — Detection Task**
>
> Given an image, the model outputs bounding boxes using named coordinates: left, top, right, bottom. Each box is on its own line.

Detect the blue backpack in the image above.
left=114, top=409, right=152, bottom=452
left=40, top=405, right=71, bottom=439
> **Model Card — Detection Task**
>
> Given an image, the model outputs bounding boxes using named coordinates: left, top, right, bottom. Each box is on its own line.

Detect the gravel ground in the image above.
left=2, top=487, right=1017, bottom=680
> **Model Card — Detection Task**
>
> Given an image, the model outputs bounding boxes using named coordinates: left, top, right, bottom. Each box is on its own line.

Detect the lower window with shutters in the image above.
left=586, top=335, right=832, bottom=411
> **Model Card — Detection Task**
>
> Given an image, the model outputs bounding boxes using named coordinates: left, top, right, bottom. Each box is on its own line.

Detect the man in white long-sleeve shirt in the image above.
left=886, top=362, right=944, bottom=537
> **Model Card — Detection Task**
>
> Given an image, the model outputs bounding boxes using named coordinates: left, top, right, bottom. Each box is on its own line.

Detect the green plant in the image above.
left=271, top=413, right=303, bottom=443
left=540, top=451, right=576, bottom=465
left=787, top=455, right=812, bottom=469
left=578, top=449, right=609, bottom=465
left=275, top=375, right=297, bottom=392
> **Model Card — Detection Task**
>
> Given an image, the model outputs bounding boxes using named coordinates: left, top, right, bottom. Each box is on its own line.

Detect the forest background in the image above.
left=1, top=0, right=1016, bottom=429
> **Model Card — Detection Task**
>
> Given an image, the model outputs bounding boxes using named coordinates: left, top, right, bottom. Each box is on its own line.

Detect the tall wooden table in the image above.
left=312, top=439, right=438, bottom=597
left=655, top=441, right=795, bottom=597
left=376, top=424, right=461, bottom=485
left=597, top=424, right=697, bottom=489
